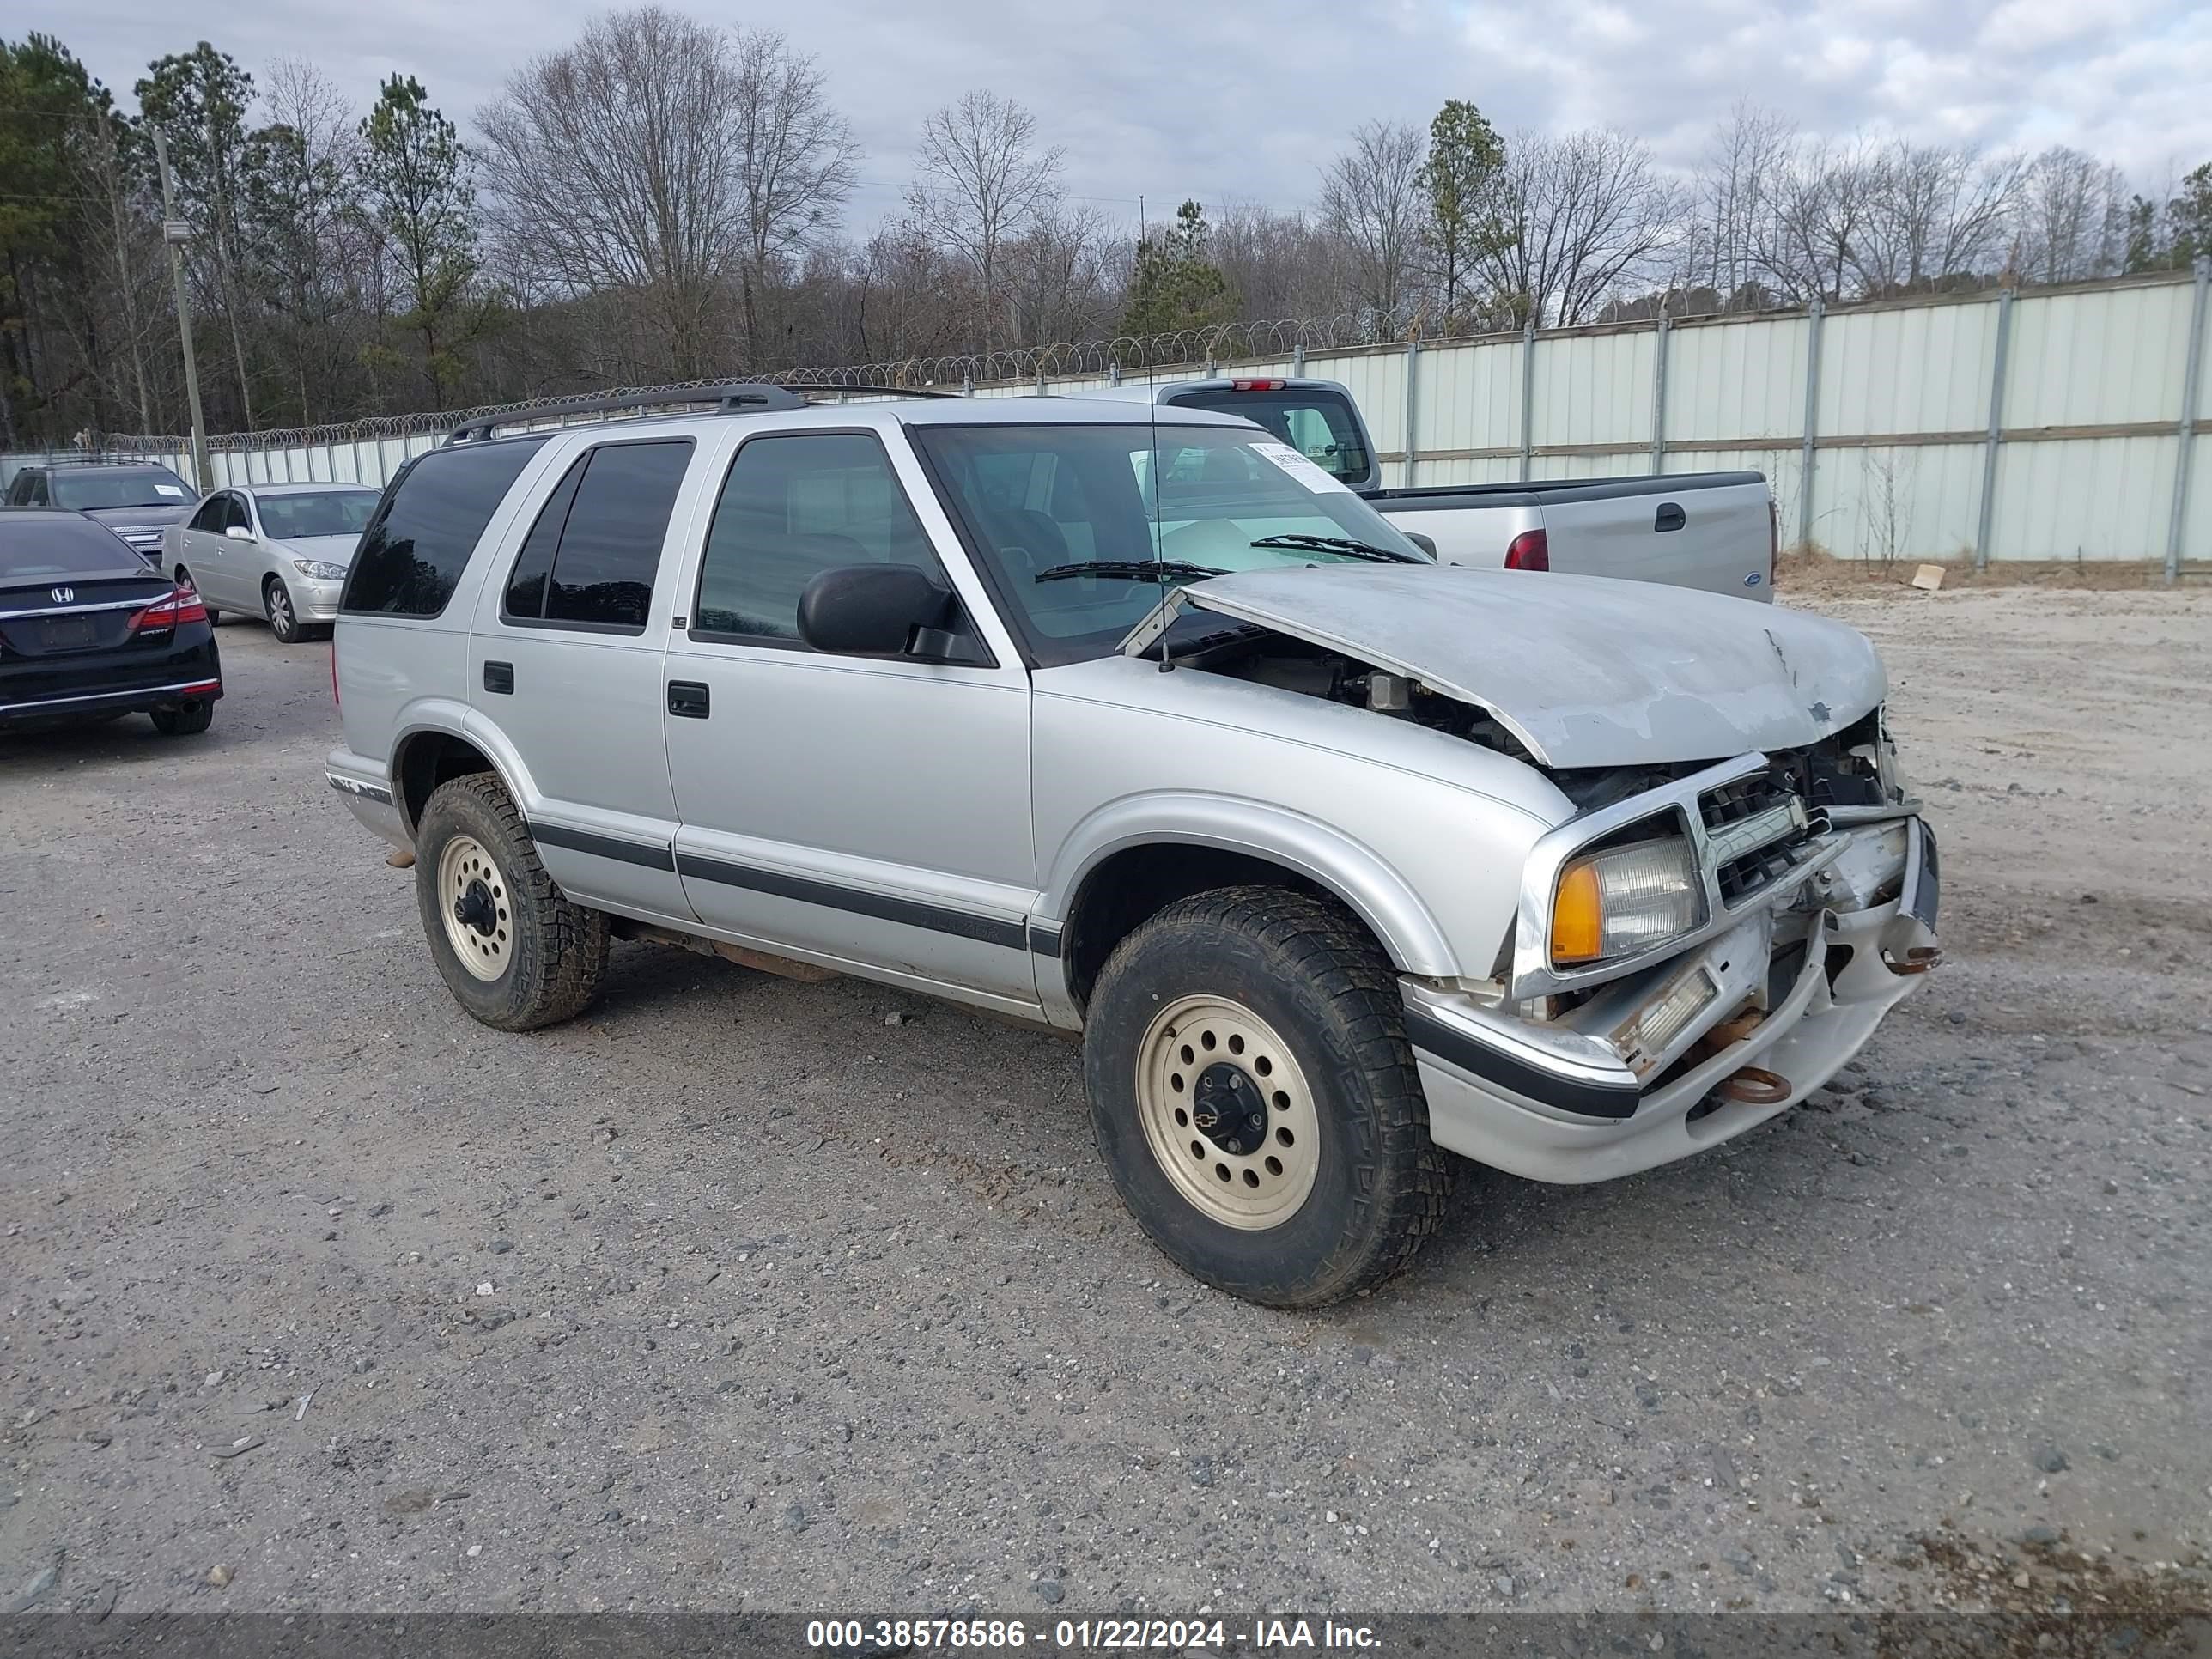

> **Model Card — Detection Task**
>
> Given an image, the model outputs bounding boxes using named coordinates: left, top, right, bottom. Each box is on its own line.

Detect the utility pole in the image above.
left=153, top=126, right=210, bottom=494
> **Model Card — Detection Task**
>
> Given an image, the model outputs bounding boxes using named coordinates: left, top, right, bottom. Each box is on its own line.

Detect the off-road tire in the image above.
left=413, top=773, right=610, bottom=1030
left=1083, top=885, right=1451, bottom=1307
left=149, top=701, right=213, bottom=736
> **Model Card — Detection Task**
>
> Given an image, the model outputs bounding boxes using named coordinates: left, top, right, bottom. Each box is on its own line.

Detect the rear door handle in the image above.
left=667, top=680, right=710, bottom=719
left=1654, top=502, right=1686, bottom=532
left=483, top=660, right=514, bottom=695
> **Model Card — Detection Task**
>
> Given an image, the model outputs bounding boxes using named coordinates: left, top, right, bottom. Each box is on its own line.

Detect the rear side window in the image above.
left=500, top=439, right=691, bottom=633
left=343, top=438, right=549, bottom=617
left=1170, top=388, right=1372, bottom=483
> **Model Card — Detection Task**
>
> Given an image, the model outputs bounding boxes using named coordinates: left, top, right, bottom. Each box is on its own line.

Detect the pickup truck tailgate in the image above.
left=1547, top=479, right=1773, bottom=599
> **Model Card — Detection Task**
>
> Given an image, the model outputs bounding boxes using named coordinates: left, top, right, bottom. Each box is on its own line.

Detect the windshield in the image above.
left=913, top=422, right=1429, bottom=665
left=49, top=468, right=193, bottom=511
left=257, top=489, right=380, bottom=542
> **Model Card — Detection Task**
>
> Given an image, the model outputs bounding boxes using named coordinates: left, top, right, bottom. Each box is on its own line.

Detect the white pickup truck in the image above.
left=1097, top=377, right=1778, bottom=599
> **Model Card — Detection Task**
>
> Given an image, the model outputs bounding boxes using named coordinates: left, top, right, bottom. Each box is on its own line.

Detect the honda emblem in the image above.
left=50, top=586, right=75, bottom=604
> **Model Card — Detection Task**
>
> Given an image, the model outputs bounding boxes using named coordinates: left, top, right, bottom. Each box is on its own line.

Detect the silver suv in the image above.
left=328, top=386, right=1941, bottom=1307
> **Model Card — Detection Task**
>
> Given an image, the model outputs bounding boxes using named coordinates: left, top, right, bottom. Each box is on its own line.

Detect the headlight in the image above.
left=1550, top=835, right=1705, bottom=966
left=292, top=558, right=348, bottom=580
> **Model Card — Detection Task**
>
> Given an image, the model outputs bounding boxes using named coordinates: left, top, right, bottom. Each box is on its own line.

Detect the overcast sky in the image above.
left=34, top=0, right=2212, bottom=228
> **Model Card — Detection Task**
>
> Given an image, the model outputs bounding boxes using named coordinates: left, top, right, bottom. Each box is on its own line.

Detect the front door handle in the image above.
left=483, top=660, right=514, bottom=695
left=667, top=680, right=710, bottom=719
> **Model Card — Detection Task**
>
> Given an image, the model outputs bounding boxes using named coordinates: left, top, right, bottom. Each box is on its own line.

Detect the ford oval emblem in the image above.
left=1744, top=573, right=1764, bottom=587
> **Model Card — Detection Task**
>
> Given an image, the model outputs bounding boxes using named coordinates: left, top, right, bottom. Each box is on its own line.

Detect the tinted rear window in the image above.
left=343, top=440, right=549, bottom=617
left=544, top=440, right=691, bottom=629
left=0, top=515, right=150, bottom=578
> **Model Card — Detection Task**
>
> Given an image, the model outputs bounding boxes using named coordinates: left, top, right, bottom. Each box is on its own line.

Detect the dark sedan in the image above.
left=0, top=508, right=222, bottom=735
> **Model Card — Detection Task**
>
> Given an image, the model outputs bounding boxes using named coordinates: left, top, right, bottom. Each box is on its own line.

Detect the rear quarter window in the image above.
left=342, top=439, right=550, bottom=617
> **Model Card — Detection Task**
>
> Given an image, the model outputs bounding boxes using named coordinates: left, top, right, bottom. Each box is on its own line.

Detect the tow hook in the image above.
left=1884, top=945, right=1942, bottom=975
left=1717, top=1066, right=1791, bottom=1105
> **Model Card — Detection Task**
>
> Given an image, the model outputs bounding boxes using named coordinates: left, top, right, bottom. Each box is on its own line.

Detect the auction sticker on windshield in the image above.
left=1249, top=440, right=1352, bottom=495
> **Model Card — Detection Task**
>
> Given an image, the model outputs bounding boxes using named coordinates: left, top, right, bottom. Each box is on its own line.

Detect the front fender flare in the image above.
left=1040, top=791, right=1460, bottom=978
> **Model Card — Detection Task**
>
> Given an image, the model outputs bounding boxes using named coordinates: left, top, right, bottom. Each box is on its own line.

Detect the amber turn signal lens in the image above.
left=1551, top=860, right=1605, bottom=963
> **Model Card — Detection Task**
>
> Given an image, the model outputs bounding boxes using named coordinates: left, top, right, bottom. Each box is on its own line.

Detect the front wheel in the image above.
left=264, top=576, right=303, bottom=644
left=1083, top=886, right=1450, bottom=1308
left=412, top=773, right=609, bottom=1030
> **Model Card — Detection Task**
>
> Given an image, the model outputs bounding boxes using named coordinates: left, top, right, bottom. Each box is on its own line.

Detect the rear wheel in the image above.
left=413, top=773, right=609, bottom=1030
left=150, top=700, right=213, bottom=736
left=174, top=565, right=220, bottom=625
left=264, top=575, right=302, bottom=643
left=1082, top=886, right=1450, bottom=1308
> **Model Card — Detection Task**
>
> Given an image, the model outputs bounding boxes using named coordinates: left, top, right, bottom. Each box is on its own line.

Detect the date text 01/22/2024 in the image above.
left=805, top=1618, right=1383, bottom=1650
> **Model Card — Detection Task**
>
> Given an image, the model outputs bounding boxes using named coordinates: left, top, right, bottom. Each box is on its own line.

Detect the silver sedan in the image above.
left=162, top=483, right=382, bottom=643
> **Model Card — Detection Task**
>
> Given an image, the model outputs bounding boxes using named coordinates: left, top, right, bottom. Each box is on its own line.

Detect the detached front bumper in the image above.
left=1407, top=815, right=1939, bottom=1184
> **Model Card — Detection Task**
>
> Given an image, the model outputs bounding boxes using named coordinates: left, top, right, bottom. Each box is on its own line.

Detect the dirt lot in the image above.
left=3, top=584, right=2209, bottom=1620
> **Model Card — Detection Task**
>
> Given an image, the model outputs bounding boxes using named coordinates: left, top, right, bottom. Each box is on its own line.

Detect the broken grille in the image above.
left=1699, top=769, right=1818, bottom=907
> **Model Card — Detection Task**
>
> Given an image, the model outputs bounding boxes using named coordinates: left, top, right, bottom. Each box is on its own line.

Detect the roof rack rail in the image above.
left=442, top=383, right=807, bottom=445
left=778, top=382, right=960, bottom=400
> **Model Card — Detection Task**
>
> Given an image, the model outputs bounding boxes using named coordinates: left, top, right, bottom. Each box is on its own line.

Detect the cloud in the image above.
left=24, top=0, right=2212, bottom=230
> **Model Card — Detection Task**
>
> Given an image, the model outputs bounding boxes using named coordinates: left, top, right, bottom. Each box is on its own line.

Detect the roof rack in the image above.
left=444, top=384, right=805, bottom=444
left=782, top=382, right=960, bottom=400
left=442, top=380, right=960, bottom=445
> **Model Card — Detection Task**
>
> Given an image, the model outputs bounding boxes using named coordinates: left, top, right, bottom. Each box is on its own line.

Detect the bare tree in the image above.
left=1475, top=129, right=1681, bottom=325
left=908, top=91, right=1064, bottom=350
left=479, top=7, right=757, bottom=380
left=1320, top=119, right=1427, bottom=328
left=1756, top=137, right=1880, bottom=302
left=2010, top=147, right=2129, bottom=283
left=1684, top=101, right=1796, bottom=307
left=728, top=27, right=860, bottom=365
left=1851, top=140, right=2021, bottom=294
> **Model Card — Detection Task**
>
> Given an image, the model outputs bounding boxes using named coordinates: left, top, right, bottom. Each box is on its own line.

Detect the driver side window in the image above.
left=691, top=433, right=945, bottom=646
left=223, top=495, right=252, bottom=533
left=189, top=495, right=228, bottom=532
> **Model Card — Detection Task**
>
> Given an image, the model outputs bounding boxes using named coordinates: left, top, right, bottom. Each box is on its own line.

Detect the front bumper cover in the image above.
left=1408, top=815, right=1939, bottom=1184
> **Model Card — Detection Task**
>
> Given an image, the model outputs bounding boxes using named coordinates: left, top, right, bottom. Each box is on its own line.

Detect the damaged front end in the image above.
left=1403, top=727, right=1941, bottom=1183
left=1115, top=567, right=1941, bottom=1182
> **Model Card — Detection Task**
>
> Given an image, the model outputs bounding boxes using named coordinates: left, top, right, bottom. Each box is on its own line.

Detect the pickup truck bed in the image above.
left=1095, top=378, right=1778, bottom=600
left=1368, top=471, right=1776, bottom=599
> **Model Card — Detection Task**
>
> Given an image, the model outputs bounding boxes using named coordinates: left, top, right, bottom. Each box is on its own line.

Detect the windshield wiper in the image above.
left=1033, top=559, right=1228, bottom=584
left=1248, top=533, right=1420, bottom=563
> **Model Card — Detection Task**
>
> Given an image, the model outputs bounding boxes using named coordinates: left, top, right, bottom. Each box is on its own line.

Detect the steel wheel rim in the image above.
left=269, top=584, right=293, bottom=636
left=437, top=834, right=512, bottom=982
left=1136, top=994, right=1321, bottom=1231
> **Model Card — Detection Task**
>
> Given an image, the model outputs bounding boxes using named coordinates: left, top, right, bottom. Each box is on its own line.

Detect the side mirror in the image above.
left=224, top=526, right=254, bottom=543
left=1404, top=531, right=1438, bottom=559
left=798, top=564, right=974, bottom=660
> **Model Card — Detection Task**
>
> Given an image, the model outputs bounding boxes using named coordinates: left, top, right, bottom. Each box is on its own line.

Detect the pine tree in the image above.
left=358, top=75, right=484, bottom=407
left=1121, top=199, right=1233, bottom=338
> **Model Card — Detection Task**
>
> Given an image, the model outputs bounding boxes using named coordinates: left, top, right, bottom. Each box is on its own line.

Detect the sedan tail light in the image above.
left=128, top=583, right=209, bottom=633
left=1504, top=529, right=1551, bottom=571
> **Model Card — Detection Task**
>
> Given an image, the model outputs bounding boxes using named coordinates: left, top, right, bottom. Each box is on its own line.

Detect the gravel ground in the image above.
left=3, top=586, right=2208, bottom=1620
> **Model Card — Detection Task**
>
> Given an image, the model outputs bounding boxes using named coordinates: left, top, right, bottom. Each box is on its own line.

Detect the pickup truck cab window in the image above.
left=1169, top=386, right=1372, bottom=484
left=914, top=422, right=1427, bottom=665
left=691, top=431, right=946, bottom=646
left=501, top=437, right=691, bottom=632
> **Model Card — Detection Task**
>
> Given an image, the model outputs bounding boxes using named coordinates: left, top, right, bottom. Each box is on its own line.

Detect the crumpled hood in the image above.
left=270, top=533, right=361, bottom=565
left=1126, top=563, right=1887, bottom=769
